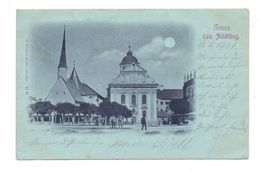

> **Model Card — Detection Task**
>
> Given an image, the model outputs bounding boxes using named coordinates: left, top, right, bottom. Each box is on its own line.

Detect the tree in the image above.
left=45, top=101, right=55, bottom=124
left=169, top=99, right=190, bottom=115
left=99, top=100, right=132, bottom=125
left=99, top=100, right=113, bottom=117
left=99, top=100, right=114, bottom=125
left=89, top=104, right=98, bottom=114
left=80, top=103, right=101, bottom=124
left=79, top=103, right=90, bottom=116
left=56, top=102, right=76, bottom=124
left=79, top=103, right=90, bottom=124
left=111, top=102, right=131, bottom=118
left=30, top=101, right=54, bottom=123
left=111, top=102, right=121, bottom=117
left=169, top=99, right=190, bottom=125
left=57, top=102, right=75, bottom=114
left=30, top=101, right=41, bottom=122
left=120, top=105, right=132, bottom=118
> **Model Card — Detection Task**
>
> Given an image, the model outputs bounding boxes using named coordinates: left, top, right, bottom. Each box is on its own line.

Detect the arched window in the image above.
left=132, top=95, right=136, bottom=105
left=142, top=95, right=146, bottom=104
left=121, top=95, right=125, bottom=104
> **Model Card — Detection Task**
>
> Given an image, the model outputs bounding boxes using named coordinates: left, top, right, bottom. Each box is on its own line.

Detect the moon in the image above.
left=164, top=37, right=176, bottom=48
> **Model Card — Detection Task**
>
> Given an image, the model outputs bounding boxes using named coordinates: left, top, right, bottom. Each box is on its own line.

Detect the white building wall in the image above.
left=82, top=95, right=102, bottom=106
left=137, top=94, right=142, bottom=123
left=117, top=93, right=121, bottom=104
left=157, top=99, right=171, bottom=111
left=146, top=93, right=153, bottom=121
left=110, top=90, right=117, bottom=103
left=46, top=78, right=75, bottom=105
left=125, top=94, right=130, bottom=108
left=109, top=87, right=158, bottom=125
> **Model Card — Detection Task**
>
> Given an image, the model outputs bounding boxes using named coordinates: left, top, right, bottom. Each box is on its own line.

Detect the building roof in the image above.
left=120, top=47, right=139, bottom=65
left=183, top=78, right=195, bottom=87
left=108, top=83, right=159, bottom=88
left=157, top=89, right=183, bottom=100
left=58, top=27, right=68, bottom=69
left=79, top=83, right=100, bottom=97
left=66, top=78, right=85, bottom=103
left=69, top=67, right=81, bottom=88
left=68, top=67, right=104, bottom=99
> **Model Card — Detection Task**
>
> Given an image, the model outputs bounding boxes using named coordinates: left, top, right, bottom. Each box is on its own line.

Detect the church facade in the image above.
left=46, top=27, right=103, bottom=105
left=107, top=46, right=159, bottom=125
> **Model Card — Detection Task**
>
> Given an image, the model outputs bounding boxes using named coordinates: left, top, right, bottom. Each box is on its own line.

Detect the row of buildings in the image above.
left=40, top=27, right=195, bottom=125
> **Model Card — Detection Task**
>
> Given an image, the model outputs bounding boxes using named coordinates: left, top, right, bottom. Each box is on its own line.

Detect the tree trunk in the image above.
left=61, top=114, right=63, bottom=124
left=53, top=114, right=56, bottom=124
left=48, top=114, right=51, bottom=124
left=36, top=113, right=38, bottom=122
left=107, top=116, right=110, bottom=125
left=41, top=115, right=44, bottom=124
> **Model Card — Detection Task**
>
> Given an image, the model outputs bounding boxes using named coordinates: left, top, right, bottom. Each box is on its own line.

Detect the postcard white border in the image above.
left=0, top=0, right=259, bottom=171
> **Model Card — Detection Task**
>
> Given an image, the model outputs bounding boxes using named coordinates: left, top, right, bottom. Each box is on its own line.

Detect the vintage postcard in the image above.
left=16, top=10, right=249, bottom=159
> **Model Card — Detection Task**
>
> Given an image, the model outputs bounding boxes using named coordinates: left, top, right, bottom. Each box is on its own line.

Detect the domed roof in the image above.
left=120, top=46, right=139, bottom=65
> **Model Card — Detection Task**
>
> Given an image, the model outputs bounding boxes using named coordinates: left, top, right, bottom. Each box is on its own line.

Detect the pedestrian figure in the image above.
left=141, top=114, right=147, bottom=130
left=123, top=117, right=127, bottom=125
left=111, top=116, right=116, bottom=128
left=118, top=115, right=123, bottom=128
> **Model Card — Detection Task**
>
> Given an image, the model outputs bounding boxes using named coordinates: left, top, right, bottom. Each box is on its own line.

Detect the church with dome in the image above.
left=107, top=46, right=159, bottom=125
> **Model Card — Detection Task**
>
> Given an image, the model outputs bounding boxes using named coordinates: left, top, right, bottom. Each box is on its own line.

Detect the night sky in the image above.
left=29, top=21, right=194, bottom=98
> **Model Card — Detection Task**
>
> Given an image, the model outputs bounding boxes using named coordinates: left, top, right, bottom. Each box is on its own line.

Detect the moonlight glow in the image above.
left=164, top=37, right=176, bottom=48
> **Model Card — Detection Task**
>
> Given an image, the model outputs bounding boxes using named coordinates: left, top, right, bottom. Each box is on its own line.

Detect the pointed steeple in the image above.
left=58, top=25, right=67, bottom=69
left=69, top=61, right=81, bottom=88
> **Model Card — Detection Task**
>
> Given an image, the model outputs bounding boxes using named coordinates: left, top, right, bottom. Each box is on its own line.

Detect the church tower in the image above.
left=108, top=45, right=159, bottom=125
left=57, top=26, right=68, bottom=80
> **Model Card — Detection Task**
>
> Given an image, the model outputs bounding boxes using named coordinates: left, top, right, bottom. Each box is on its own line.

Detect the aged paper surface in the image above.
left=16, top=10, right=248, bottom=159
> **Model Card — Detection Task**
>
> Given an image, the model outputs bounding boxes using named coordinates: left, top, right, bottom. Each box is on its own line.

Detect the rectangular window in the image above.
left=142, top=95, right=146, bottom=104
left=121, top=95, right=125, bottom=104
left=132, top=95, right=136, bottom=105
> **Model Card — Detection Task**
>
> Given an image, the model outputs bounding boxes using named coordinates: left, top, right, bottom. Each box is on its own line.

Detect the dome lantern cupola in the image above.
left=127, top=45, right=133, bottom=56
left=120, top=44, right=139, bottom=65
